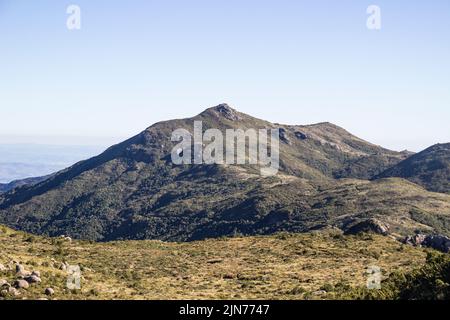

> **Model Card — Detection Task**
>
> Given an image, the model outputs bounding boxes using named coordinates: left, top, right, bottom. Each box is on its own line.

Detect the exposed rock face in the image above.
left=279, top=128, right=291, bottom=144
left=343, top=219, right=390, bottom=236
left=423, top=235, right=450, bottom=253
left=213, top=104, right=241, bottom=121
left=295, top=131, right=308, bottom=140
left=404, top=234, right=427, bottom=246
left=403, top=234, right=450, bottom=253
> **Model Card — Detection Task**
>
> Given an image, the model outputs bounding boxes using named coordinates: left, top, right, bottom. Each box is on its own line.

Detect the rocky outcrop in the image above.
left=343, top=219, right=390, bottom=236
left=213, top=104, right=241, bottom=121
left=403, top=234, right=450, bottom=253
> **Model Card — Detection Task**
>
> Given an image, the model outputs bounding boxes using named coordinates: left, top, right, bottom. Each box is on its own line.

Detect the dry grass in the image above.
left=0, top=225, right=427, bottom=300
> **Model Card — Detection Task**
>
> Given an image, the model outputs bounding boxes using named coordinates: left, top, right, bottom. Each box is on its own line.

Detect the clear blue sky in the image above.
left=0, top=0, right=449, bottom=151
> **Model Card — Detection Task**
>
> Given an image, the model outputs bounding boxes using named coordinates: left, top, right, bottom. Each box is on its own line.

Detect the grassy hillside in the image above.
left=375, top=143, right=450, bottom=193
left=0, top=225, right=429, bottom=300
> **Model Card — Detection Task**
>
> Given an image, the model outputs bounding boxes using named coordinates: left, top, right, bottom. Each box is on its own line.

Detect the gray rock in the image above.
left=8, top=287, right=20, bottom=296
left=295, top=131, right=308, bottom=140
left=423, top=235, right=450, bottom=253
left=344, top=219, right=389, bottom=236
left=45, top=288, right=55, bottom=296
left=404, top=234, right=427, bottom=246
left=403, top=234, right=450, bottom=253
left=31, top=271, right=41, bottom=277
left=14, top=279, right=29, bottom=289
left=214, top=104, right=241, bottom=121
left=16, top=270, right=31, bottom=279
left=15, top=264, right=25, bottom=273
left=279, top=128, right=291, bottom=144
left=0, top=279, right=8, bottom=287
left=25, top=275, right=41, bottom=284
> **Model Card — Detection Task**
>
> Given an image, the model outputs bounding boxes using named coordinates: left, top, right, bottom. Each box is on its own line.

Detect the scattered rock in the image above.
left=0, top=264, right=6, bottom=271
left=57, top=262, right=69, bottom=271
left=8, top=287, right=20, bottom=296
left=423, top=235, right=450, bottom=253
left=25, top=275, right=41, bottom=284
left=31, top=271, right=41, bottom=278
left=312, top=290, right=327, bottom=296
left=403, top=234, right=450, bottom=253
left=404, top=234, right=427, bottom=246
left=15, top=264, right=25, bottom=273
left=206, top=259, right=223, bottom=264
left=344, top=219, right=389, bottom=236
left=295, top=131, right=308, bottom=140
left=14, top=279, right=29, bottom=289
left=279, top=128, right=290, bottom=144
left=44, top=288, right=55, bottom=296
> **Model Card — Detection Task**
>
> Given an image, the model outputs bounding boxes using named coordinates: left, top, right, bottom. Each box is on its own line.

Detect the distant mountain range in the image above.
left=0, top=175, right=49, bottom=193
left=0, top=104, right=449, bottom=241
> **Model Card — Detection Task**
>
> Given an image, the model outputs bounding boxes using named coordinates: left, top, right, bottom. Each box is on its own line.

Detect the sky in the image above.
left=0, top=0, right=449, bottom=152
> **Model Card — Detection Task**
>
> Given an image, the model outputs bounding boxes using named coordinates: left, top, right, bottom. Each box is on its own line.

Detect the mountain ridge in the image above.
left=0, top=104, right=448, bottom=242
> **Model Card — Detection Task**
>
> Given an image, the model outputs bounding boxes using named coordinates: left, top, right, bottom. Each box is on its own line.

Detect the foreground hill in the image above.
left=374, top=143, right=450, bottom=193
left=0, top=225, right=428, bottom=300
left=1, top=104, right=449, bottom=241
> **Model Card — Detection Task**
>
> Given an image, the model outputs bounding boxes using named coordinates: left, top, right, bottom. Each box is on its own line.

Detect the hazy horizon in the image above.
left=1, top=1, right=450, bottom=152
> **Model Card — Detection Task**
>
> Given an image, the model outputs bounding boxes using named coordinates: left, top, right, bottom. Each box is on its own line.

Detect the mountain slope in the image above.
left=0, top=104, right=445, bottom=241
left=374, top=143, right=450, bottom=193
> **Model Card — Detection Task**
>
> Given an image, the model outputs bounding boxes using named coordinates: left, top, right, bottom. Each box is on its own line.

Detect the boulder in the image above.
left=45, top=288, right=55, bottom=296
left=31, top=271, right=41, bottom=277
left=25, top=275, right=42, bottom=284
left=14, top=279, right=29, bottom=289
left=344, top=219, right=389, bottom=236
left=423, top=235, right=450, bottom=253
left=0, top=263, right=6, bottom=271
left=312, top=290, right=327, bottom=296
left=295, top=131, right=308, bottom=140
left=404, top=234, right=427, bottom=246
left=15, top=264, right=25, bottom=273
left=8, top=287, right=20, bottom=296
left=279, top=128, right=291, bottom=144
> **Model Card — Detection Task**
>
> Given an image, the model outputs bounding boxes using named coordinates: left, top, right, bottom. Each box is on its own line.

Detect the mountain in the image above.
left=0, top=175, right=50, bottom=194
left=374, top=143, right=450, bottom=193
left=0, top=104, right=448, bottom=241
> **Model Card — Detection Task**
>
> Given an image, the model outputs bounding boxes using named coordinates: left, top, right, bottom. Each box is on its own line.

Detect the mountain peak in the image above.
left=201, top=103, right=242, bottom=121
